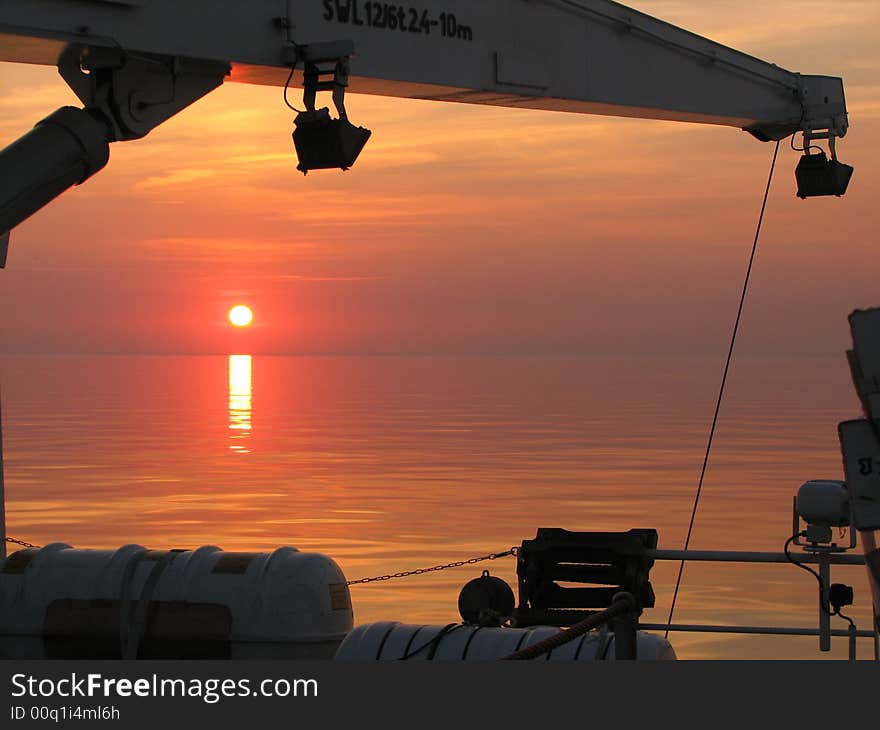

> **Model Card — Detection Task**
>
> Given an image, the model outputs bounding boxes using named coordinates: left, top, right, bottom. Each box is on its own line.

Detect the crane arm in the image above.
left=1, top=0, right=849, bottom=137
left=0, top=0, right=853, bottom=263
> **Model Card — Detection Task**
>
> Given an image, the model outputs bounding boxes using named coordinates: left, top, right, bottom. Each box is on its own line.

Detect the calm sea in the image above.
left=1, top=354, right=874, bottom=659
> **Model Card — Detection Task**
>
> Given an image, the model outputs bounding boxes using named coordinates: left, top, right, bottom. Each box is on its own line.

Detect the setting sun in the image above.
left=228, top=305, right=253, bottom=328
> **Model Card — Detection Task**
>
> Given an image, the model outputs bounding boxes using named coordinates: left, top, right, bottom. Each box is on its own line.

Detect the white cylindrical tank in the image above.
left=334, top=622, right=676, bottom=661
left=0, top=543, right=353, bottom=659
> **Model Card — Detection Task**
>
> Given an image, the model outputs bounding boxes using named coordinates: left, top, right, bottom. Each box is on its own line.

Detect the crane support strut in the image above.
left=0, top=45, right=228, bottom=261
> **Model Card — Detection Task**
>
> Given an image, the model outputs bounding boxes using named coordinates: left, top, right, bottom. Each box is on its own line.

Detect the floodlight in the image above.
left=793, top=480, right=857, bottom=551
left=796, top=151, right=853, bottom=199
left=292, top=108, right=371, bottom=174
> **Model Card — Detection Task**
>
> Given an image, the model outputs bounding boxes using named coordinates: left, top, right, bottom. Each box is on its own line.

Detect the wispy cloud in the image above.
left=134, top=168, right=217, bottom=190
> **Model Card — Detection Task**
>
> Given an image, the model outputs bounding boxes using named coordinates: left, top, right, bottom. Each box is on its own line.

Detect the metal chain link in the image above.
left=347, top=547, right=519, bottom=586
left=3, top=537, right=520, bottom=588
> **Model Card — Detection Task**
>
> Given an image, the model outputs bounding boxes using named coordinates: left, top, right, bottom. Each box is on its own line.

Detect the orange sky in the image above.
left=0, top=0, right=878, bottom=356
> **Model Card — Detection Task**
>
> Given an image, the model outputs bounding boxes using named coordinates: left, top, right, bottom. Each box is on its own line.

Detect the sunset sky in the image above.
left=1, top=0, right=878, bottom=356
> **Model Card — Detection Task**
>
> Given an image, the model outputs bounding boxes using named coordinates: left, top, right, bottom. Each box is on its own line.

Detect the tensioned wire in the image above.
left=664, top=139, right=782, bottom=637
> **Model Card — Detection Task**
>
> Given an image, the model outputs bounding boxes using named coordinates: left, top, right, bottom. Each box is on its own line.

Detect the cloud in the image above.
left=134, top=168, right=217, bottom=190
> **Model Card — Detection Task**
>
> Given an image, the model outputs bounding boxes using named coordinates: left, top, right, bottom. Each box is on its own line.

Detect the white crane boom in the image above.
left=0, top=0, right=853, bottom=265
left=0, top=0, right=849, bottom=135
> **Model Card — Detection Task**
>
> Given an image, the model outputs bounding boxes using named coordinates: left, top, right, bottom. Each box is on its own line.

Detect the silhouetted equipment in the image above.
left=0, top=46, right=226, bottom=257
left=514, top=528, right=657, bottom=627
left=842, top=309, right=880, bottom=639
left=793, top=480, right=855, bottom=550
left=795, top=151, right=854, bottom=198
left=457, top=570, right=516, bottom=626
left=291, top=51, right=371, bottom=174
left=846, top=308, right=880, bottom=437
left=796, top=480, right=851, bottom=529
left=293, top=110, right=371, bottom=174
left=829, top=583, right=855, bottom=612
left=0, top=107, right=110, bottom=243
left=841, top=308, right=880, bottom=532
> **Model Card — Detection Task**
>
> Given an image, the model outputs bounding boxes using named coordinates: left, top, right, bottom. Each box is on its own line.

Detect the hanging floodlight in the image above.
left=291, top=56, right=371, bottom=174
left=293, top=109, right=371, bottom=174
left=794, top=127, right=853, bottom=199
left=796, top=150, right=853, bottom=199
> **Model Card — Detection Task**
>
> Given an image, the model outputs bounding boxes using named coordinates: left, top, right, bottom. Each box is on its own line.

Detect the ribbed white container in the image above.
left=335, top=621, right=676, bottom=661
left=0, top=543, right=352, bottom=658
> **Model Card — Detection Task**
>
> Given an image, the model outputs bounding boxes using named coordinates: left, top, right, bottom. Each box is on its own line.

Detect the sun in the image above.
left=228, top=305, right=253, bottom=328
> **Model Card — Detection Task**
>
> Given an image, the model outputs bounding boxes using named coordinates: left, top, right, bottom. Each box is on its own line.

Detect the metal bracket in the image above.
left=58, top=44, right=229, bottom=141
left=295, top=42, right=356, bottom=121
left=287, top=40, right=371, bottom=174
left=796, top=74, right=849, bottom=160
left=791, top=76, right=854, bottom=198
left=800, top=125, right=843, bottom=161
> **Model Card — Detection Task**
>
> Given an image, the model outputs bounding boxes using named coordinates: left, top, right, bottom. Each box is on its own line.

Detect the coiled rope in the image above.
left=503, top=592, right=637, bottom=660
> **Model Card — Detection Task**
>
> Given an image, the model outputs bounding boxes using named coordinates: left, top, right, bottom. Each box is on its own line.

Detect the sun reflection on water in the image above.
left=228, top=355, right=252, bottom=453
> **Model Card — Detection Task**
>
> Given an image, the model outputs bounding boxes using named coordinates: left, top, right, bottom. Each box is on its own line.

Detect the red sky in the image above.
left=1, top=0, right=878, bottom=356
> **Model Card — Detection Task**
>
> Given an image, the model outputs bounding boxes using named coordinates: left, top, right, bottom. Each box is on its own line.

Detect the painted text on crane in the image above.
left=322, top=0, right=474, bottom=41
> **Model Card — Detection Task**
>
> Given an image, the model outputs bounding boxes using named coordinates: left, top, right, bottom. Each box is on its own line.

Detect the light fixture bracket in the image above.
left=289, top=43, right=371, bottom=174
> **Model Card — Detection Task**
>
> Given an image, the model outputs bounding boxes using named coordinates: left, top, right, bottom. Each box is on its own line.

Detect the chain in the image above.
left=3, top=538, right=520, bottom=586
left=347, top=547, right=519, bottom=586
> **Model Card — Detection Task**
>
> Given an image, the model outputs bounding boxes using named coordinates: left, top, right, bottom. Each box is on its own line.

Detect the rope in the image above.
left=122, top=550, right=184, bottom=659
left=664, top=140, right=782, bottom=638
left=399, top=623, right=464, bottom=660
left=503, top=593, right=636, bottom=660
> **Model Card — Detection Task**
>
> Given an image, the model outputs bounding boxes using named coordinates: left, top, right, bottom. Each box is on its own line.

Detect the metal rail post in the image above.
left=819, top=552, right=831, bottom=652
left=610, top=591, right=638, bottom=660
left=613, top=613, right=638, bottom=660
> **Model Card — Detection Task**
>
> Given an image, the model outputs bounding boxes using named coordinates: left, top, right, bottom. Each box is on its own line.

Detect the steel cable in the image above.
left=664, top=140, right=782, bottom=638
